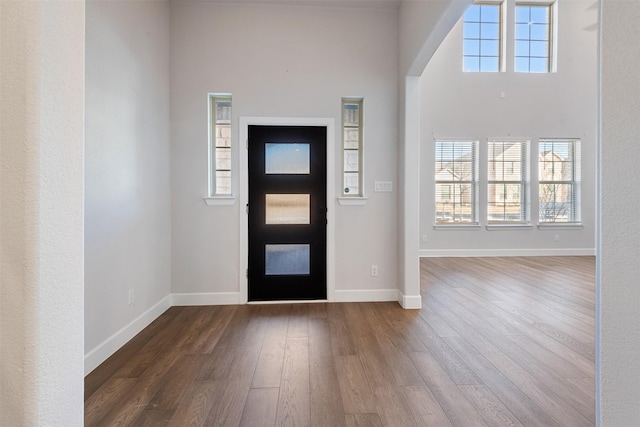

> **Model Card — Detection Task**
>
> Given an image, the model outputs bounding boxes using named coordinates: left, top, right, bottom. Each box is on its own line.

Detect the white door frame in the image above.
left=238, top=116, right=336, bottom=304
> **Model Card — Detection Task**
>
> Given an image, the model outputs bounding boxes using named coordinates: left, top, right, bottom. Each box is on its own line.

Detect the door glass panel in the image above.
left=265, top=143, right=310, bottom=174
left=266, top=194, right=310, bottom=224
left=265, top=244, right=310, bottom=275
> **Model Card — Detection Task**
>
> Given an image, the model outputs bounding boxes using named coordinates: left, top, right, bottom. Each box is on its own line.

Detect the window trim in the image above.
left=434, top=139, right=480, bottom=225
left=487, top=139, right=530, bottom=225
left=341, top=98, right=364, bottom=198
left=514, top=1, right=557, bottom=73
left=208, top=93, right=233, bottom=198
left=337, top=197, right=368, bottom=206
left=462, top=0, right=507, bottom=73
left=203, top=196, right=235, bottom=206
left=538, top=138, right=581, bottom=225
left=434, top=224, right=482, bottom=231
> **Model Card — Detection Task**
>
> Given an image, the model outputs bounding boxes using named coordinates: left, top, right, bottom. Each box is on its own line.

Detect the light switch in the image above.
left=374, top=181, right=393, bottom=192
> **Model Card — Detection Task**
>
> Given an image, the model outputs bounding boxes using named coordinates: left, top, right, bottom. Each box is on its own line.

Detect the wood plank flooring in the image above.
left=85, top=256, right=595, bottom=426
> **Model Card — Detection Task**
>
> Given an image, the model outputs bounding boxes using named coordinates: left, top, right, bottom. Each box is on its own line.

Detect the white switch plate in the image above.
left=374, top=181, right=393, bottom=192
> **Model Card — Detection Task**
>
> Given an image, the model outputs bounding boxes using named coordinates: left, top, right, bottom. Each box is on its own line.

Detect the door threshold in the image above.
left=247, top=299, right=328, bottom=305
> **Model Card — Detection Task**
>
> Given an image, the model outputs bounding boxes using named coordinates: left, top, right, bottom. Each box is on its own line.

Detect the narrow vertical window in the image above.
left=463, top=2, right=503, bottom=72
left=435, top=140, right=479, bottom=224
left=488, top=140, right=529, bottom=223
left=515, top=3, right=553, bottom=72
left=209, top=95, right=232, bottom=196
left=342, top=98, right=363, bottom=196
left=539, top=139, right=581, bottom=223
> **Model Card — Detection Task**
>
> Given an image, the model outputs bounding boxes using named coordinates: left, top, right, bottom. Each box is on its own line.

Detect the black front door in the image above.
left=248, top=125, right=327, bottom=301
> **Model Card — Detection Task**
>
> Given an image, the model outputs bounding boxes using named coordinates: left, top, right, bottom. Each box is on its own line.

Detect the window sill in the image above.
left=433, top=224, right=481, bottom=230
left=538, top=223, right=583, bottom=230
left=203, top=196, right=236, bottom=206
left=338, top=197, right=368, bottom=206
left=486, top=223, right=533, bottom=231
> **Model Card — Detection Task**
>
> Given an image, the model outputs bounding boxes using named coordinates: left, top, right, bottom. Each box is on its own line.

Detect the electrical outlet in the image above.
left=370, top=265, right=379, bottom=277
left=422, top=235, right=428, bottom=243
left=128, top=289, right=135, bottom=305
left=554, top=234, right=560, bottom=242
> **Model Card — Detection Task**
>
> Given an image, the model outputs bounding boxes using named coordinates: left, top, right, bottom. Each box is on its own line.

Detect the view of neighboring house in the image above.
left=435, top=142, right=476, bottom=223
left=420, top=0, right=594, bottom=255
left=538, top=141, right=580, bottom=223
left=435, top=141, right=579, bottom=224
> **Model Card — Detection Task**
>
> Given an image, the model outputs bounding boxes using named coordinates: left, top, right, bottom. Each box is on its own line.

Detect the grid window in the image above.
left=342, top=98, right=363, bottom=196
left=539, top=139, right=581, bottom=223
left=488, top=141, right=529, bottom=223
left=209, top=95, right=232, bottom=196
left=463, top=3, right=502, bottom=72
left=435, top=141, right=479, bottom=224
left=515, top=4, right=552, bottom=72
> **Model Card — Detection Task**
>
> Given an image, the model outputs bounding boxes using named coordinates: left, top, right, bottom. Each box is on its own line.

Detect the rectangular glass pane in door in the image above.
left=265, top=194, right=310, bottom=224
left=265, top=244, right=310, bottom=275
left=265, top=143, right=310, bottom=174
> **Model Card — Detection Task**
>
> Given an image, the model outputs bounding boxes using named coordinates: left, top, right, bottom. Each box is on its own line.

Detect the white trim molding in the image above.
left=337, top=197, right=368, bottom=206
left=419, top=248, right=596, bottom=257
left=84, top=295, right=172, bottom=375
left=538, top=223, right=584, bottom=230
left=399, top=292, right=422, bottom=309
left=485, top=224, right=534, bottom=231
left=333, top=288, right=399, bottom=303
left=172, top=292, right=241, bottom=306
left=203, top=196, right=236, bottom=206
left=239, top=116, right=336, bottom=304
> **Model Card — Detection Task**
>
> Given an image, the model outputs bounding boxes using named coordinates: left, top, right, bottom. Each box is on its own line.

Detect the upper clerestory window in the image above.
left=515, top=3, right=555, bottom=73
left=463, top=2, right=504, bottom=72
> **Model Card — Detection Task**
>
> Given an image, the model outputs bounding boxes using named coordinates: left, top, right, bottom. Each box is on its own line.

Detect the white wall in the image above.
left=599, top=1, right=640, bottom=424
left=420, top=0, right=598, bottom=255
left=398, top=0, right=468, bottom=307
left=85, top=0, right=172, bottom=370
left=399, top=0, right=469, bottom=76
left=0, top=0, right=85, bottom=424
left=170, top=2, right=399, bottom=300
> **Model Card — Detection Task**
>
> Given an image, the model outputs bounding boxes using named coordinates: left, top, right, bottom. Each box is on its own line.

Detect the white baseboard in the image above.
left=398, top=292, right=422, bottom=309
left=84, top=295, right=172, bottom=375
left=333, top=288, right=398, bottom=303
left=419, top=248, right=596, bottom=257
left=171, top=292, right=241, bottom=306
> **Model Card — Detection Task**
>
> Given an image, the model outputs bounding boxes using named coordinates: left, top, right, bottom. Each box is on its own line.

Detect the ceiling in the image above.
left=169, top=0, right=402, bottom=9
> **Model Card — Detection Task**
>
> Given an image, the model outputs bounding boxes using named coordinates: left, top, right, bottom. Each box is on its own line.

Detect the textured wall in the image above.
left=0, top=0, right=85, bottom=424
left=599, top=0, right=640, bottom=424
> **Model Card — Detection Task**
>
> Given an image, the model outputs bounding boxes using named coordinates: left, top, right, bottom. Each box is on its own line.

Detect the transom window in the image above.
left=488, top=140, right=529, bottom=223
left=515, top=4, right=552, bottom=73
left=209, top=94, right=232, bottom=196
left=435, top=140, right=479, bottom=224
left=463, top=2, right=503, bottom=72
left=539, top=139, right=581, bottom=223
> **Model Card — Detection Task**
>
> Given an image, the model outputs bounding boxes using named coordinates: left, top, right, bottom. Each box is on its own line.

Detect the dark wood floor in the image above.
left=85, top=256, right=595, bottom=426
